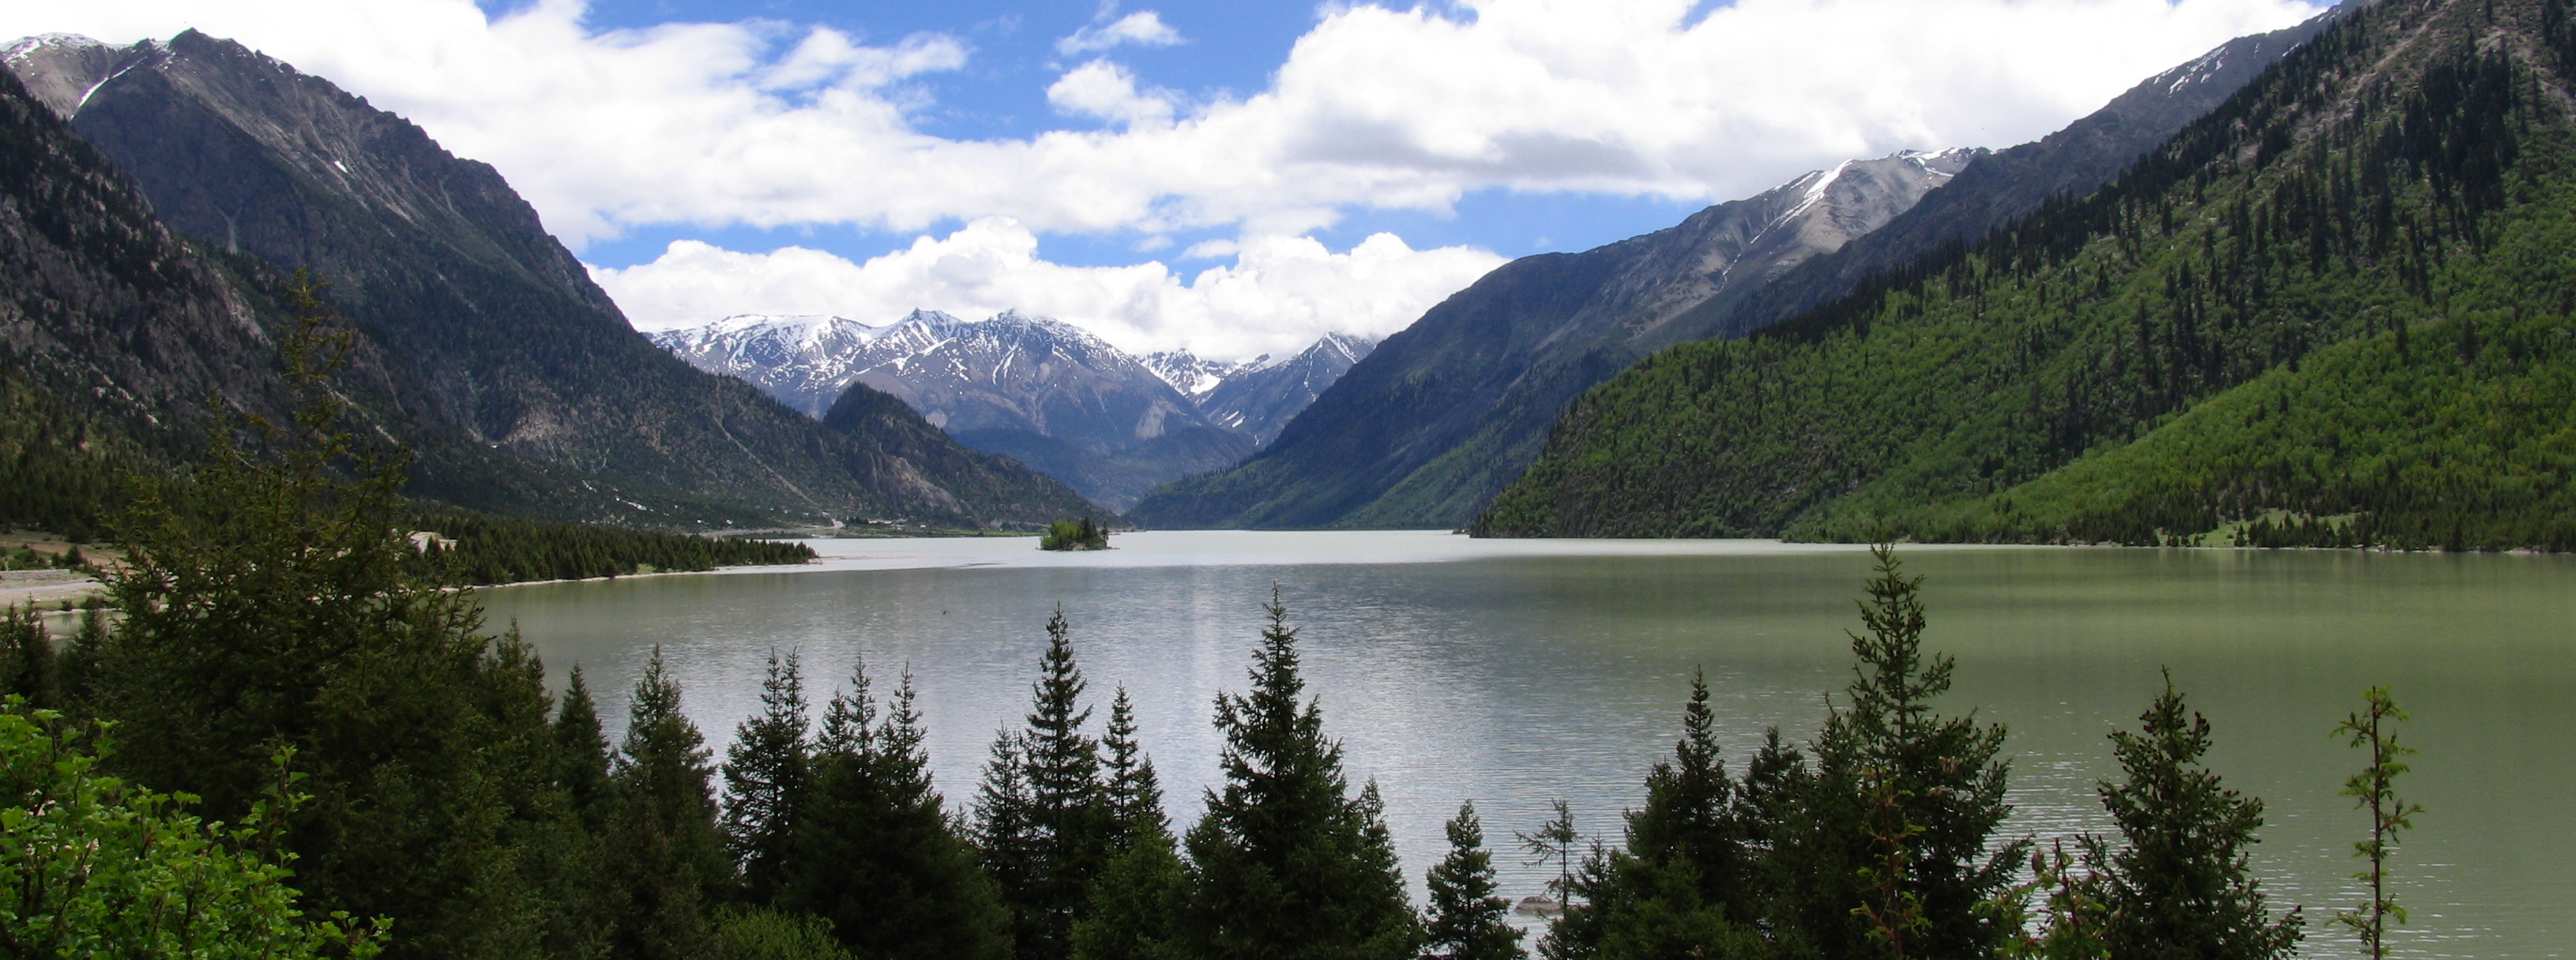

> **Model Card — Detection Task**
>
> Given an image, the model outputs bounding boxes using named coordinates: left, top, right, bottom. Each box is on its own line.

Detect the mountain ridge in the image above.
left=1477, top=0, right=2576, bottom=551
left=6, top=29, right=1104, bottom=529
left=1127, top=12, right=2340, bottom=532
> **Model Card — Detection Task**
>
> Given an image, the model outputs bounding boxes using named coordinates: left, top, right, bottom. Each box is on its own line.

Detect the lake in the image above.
left=479, top=531, right=2576, bottom=958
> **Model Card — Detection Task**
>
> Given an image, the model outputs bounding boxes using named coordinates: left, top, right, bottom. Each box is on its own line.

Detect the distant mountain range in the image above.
left=2, top=30, right=1103, bottom=530
left=1128, top=9, right=2339, bottom=531
left=654, top=312, right=1374, bottom=509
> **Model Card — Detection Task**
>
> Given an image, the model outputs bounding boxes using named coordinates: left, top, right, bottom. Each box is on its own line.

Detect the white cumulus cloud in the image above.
left=590, top=220, right=1507, bottom=362
left=1057, top=9, right=1183, bottom=56
left=3, top=0, right=2331, bottom=244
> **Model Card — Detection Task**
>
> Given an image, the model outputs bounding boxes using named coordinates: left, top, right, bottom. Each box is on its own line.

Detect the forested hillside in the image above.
left=1480, top=0, right=2576, bottom=551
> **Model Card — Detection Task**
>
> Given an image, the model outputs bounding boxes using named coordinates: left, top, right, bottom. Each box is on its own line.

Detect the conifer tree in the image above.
left=557, top=666, right=614, bottom=827
left=606, top=648, right=731, bottom=960
left=1100, top=685, right=1167, bottom=844
left=1542, top=676, right=1758, bottom=960
left=1070, top=686, right=1185, bottom=960
left=1180, top=589, right=1420, bottom=960
left=724, top=649, right=812, bottom=904
left=977, top=608, right=1115, bottom=960
left=787, top=661, right=1010, bottom=960
left=2092, top=674, right=2301, bottom=959
left=88, top=290, right=596, bottom=958
left=1773, top=544, right=2025, bottom=958
left=1423, top=801, right=1527, bottom=960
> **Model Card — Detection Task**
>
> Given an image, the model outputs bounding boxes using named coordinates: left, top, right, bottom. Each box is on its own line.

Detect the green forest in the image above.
left=0, top=324, right=2426, bottom=960
left=1480, top=0, right=2576, bottom=549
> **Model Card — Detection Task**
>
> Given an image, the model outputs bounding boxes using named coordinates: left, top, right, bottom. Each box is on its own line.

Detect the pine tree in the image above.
left=606, top=647, right=731, bottom=960
left=724, top=649, right=812, bottom=905
left=1100, top=686, right=1167, bottom=845
left=86, top=292, right=591, bottom=958
left=1775, top=544, right=2025, bottom=958
left=1180, top=589, right=1420, bottom=960
left=1071, top=686, right=1183, bottom=960
left=1625, top=670, right=1745, bottom=911
left=556, top=666, right=614, bottom=828
left=1423, top=801, right=1527, bottom=960
left=2094, top=674, right=2301, bottom=959
left=1542, top=676, right=1759, bottom=960
left=787, top=662, right=1011, bottom=960
left=980, top=608, right=1115, bottom=960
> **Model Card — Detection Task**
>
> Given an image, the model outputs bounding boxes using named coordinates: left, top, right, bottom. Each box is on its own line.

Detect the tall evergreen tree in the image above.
left=2092, top=674, right=2301, bottom=960
left=1100, top=685, right=1167, bottom=845
left=787, top=661, right=1011, bottom=960
left=605, top=648, right=732, bottom=960
left=724, top=649, right=813, bottom=905
left=86, top=294, right=599, bottom=958
left=1542, top=676, right=1760, bottom=960
left=1770, top=544, right=2025, bottom=958
left=977, top=608, right=1116, bottom=960
left=556, top=666, right=614, bottom=828
left=1071, top=686, right=1185, bottom=960
left=1180, top=589, right=1420, bottom=960
left=1423, top=801, right=1527, bottom=960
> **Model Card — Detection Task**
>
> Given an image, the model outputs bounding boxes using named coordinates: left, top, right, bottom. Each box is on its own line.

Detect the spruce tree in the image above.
left=557, top=666, right=614, bottom=828
left=1542, top=676, right=1759, bottom=960
left=1773, top=544, right=2025, bottom=958
left=1071, top=686, right=1185, bottom=960
left=2093, top=674, right=2301, bottom=959
left=87, top=295, right=592, bottom=958
left=1100, top=686, right=1167, bottom=844
left=1179, top=589, right=1420, bottom=960
left=1423, top=801, right=1527, bottom=960
left=724, top=649, right=813, bottom=905
left=787, top=662, right=1011, bottom=960
left=978, top=608, right=1115, bottom=960
left=606, top=647, right=732, bottom=960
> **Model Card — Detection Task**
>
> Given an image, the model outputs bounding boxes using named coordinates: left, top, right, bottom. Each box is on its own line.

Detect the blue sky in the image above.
left=9, top=0, right=2326, bottom=359
left=546, top=0, right=1712, bottom=273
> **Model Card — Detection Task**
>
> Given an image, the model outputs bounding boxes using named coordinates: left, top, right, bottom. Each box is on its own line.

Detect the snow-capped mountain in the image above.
left=656, top=311, right=1370, bottom=510
left=1198, top=333, right=1378, bottom=446
left=1141, top=349, right=1254, bottom=398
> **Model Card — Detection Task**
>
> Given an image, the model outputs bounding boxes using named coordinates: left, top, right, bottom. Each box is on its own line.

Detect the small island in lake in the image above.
left=1038, top=518, right=1110, bottom=551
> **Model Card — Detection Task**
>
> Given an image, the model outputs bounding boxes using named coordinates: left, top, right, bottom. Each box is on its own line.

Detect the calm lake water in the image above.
left=480, top=531, right=2576, bottom=959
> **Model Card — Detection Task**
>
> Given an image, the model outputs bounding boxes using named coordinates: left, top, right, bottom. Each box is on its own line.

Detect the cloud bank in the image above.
left=591, top=220, right=1508, bottom=361
left=2, top=0, right=2326, bottom=357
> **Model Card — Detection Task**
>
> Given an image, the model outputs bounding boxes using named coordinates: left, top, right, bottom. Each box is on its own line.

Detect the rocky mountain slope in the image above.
left=1126, top=149, right=1979, bottom=529
left=6, top=30, right=1100, bottom=529
left=1129, top=9, right=2340, bottom=532
left=656, top=312, right=1373, bottom=508
left=0, top=57, right=705, bottom=533
left=1480, top=0, right=2576, bottom=550
left=1702, top=7, right=2345, bottom=339
left=1177, top=333, right=1378, bottom=446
